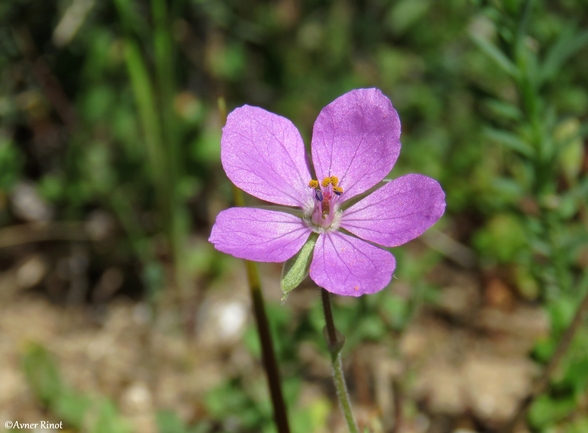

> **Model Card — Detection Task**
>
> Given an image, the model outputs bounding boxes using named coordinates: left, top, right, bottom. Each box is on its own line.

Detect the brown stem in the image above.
left=247, top=261, right=291, bottom=433
left=321, top=288, right=338, bottom=347
left=391, top=378, right=403, bottom=433
left=501, top=288, right=588, bottom=433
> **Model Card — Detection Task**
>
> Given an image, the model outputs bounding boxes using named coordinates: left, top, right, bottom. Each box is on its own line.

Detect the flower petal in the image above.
left=342, top=174, right=446, bottom=247
left=209, top=207, right=311, bottom=262
left=309, top=231, right=395, bottom=296
left=311, top=88, right=401, bottom=200
left=222, top=105, right=312, bottom=207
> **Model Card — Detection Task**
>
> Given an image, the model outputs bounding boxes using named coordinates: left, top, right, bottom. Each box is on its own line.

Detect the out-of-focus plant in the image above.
left=111, top=0, right=191, bottom=299
left=22, top=343, right=131, bottom=433
left=0, top=0, right=219, bottom=303
left=469, top=1, right=588, bottom=431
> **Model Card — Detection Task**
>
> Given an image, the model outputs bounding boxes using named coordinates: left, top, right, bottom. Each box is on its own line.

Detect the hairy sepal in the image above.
left=281, top=233, right=318, bottom=302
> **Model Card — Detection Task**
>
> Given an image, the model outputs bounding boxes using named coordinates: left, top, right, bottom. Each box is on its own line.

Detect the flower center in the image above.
left=305, top=176, right=343, bottom=232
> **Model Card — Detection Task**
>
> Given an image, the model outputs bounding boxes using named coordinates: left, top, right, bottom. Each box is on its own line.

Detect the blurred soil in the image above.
left=0, top=245, right=550, bottom=433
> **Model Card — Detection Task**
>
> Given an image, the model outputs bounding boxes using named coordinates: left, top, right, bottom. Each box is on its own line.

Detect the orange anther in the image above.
left=308, top=179, right=319, bottom=189
left=321, top=177, right=331, bottom=187
left=330, top=176, right=339, bottom=187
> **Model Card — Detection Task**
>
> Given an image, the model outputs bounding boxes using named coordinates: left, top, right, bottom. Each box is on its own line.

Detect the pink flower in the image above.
left=209, top=88, right=445, bottom=296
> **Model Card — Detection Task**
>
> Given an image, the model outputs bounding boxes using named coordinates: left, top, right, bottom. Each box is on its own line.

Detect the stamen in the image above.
left=333, top=186, right=343, bottom=196
left=308, top=179, right=319, bottom=189
left=315, top=189, right=324, bottom=202
left=330, top=176, right=339, bottom=187
left=321, top=177, right=331, bottom=187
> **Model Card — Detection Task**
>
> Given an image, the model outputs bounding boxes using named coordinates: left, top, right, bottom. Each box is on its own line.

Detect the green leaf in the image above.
left=386, top=0, right=431, bottom=35
left=156, top=409, right=188, bottom=433
left=92, top=400, right=131, bottom=433
left=539, top=27, right=588, bottom=86
left=483, top=99, right=523, bottom=121
left=54, top=389, right=91, bottom=429
left=281, top=234, right=318, bottom=301
left=0, top=137, right=24, bottom=190
left=549, top=296, right=577, bottom=335
left=483, top=127, right=535, bottom=157
left=529, top=394, right=577, bottom=428
left=470, top=32, right=520, bottom=79
left=554, top=118, right=585, bottom=183
left=21, top=343, right=63, bottom=405
left=112, top=0, right=149, bottom=37
left=122, top=39, right=165, bottom=185
left=472, top=214, right=527, bottom=263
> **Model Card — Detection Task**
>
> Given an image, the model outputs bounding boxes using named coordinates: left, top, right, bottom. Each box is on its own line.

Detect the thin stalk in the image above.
left=151, top=0, right=184, bottom=286
left=220, top=98, right=290, bottom=433
left=321, top=289, right=359, bottom=433
left=121, top=40, right=165, bottom=186
left=501, top=287, right=588, bottom=433
left=391, top=378, right=403, bottom=433
left=115, top=0, right=185, bottom=299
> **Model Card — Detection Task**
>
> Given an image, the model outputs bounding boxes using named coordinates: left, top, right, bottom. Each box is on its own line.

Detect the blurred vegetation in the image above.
left=1, top=0, right=588, bottom=432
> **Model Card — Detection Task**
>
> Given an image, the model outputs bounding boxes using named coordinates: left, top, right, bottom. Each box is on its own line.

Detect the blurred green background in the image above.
left=1, top=0, right=588, bottom=432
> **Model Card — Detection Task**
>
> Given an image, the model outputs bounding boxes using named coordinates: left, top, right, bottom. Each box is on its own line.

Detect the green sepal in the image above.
left=281, top=233, right=318, bottom=302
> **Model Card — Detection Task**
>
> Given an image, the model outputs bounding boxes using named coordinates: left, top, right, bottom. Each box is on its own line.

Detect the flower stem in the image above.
left=245, top=259, right=291, bottom=433
left=321, top=288, right=359, bottom=433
